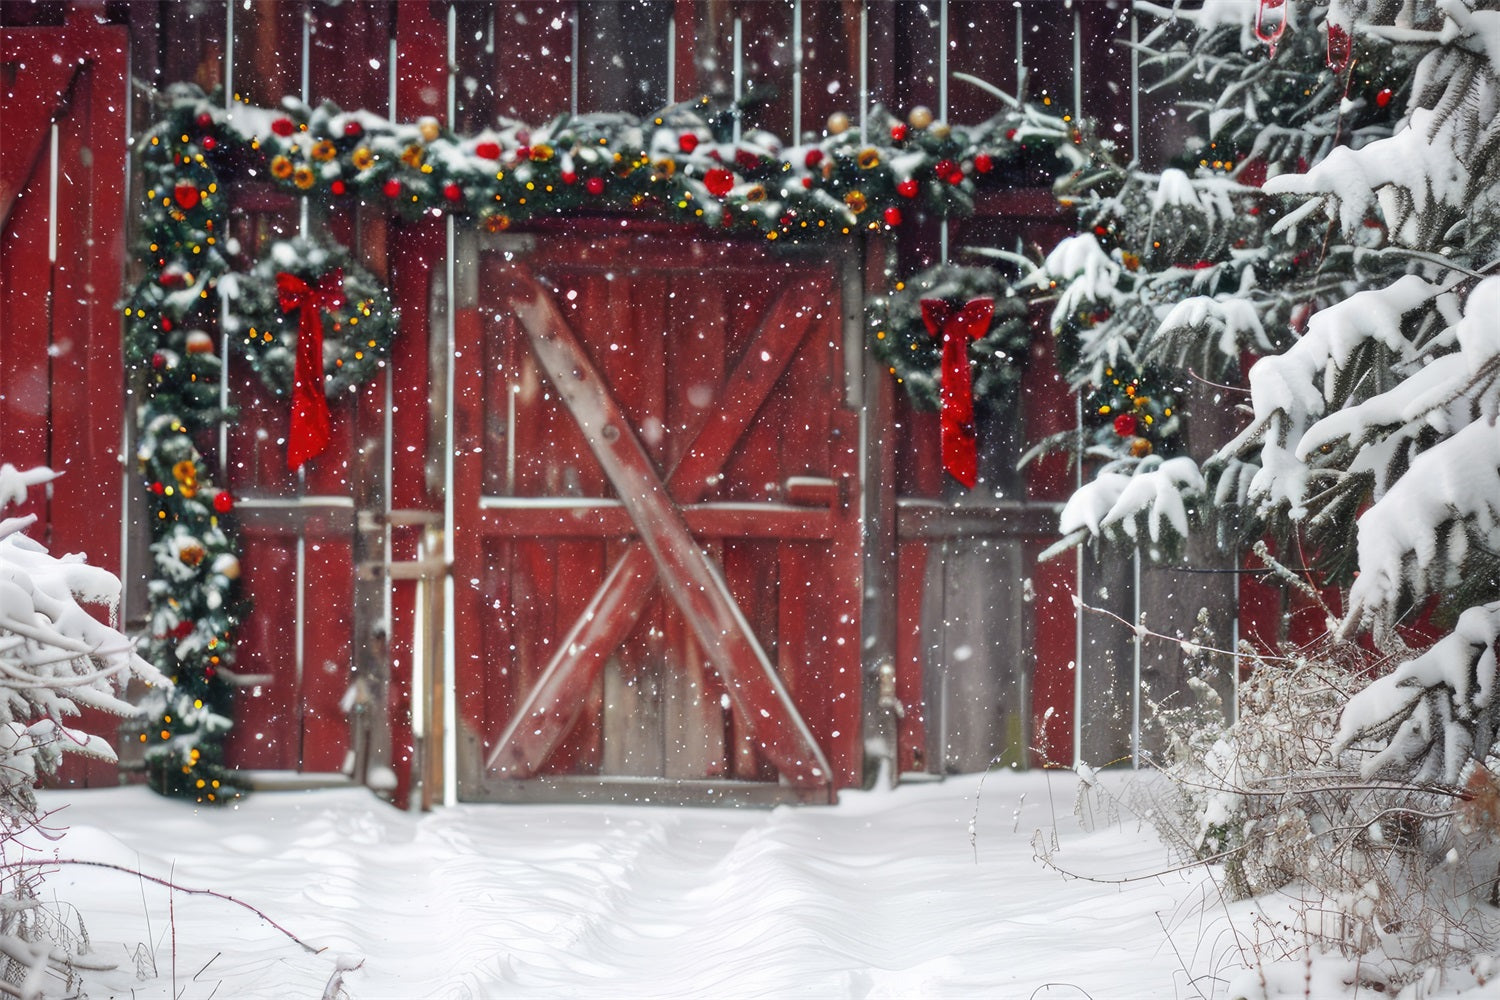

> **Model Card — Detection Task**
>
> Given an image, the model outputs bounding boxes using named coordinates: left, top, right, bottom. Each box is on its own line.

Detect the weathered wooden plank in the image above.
left=496, top=270, right=833, bottom=793
left=485, top=273, right=823, bottom=779
left=473, top=500, right=837, bottom=539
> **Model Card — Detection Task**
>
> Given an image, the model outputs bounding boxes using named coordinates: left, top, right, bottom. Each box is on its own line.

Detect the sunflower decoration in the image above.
left=226, top=237, right=399, bottom=399
left=868, top=264, right=1032, bottom=415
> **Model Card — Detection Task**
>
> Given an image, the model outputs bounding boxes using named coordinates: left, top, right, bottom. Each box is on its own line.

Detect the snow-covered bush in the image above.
left=0, top=463, right=161, bottom=996
left=1042, top=0, right=1500, bottom=842
left=1151, top=629, right=1500, bottom=995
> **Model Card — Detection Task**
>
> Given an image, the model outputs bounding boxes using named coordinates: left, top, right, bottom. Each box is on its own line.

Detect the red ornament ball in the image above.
left=202, top=135, right=218, bottom=152
left=734, top=150, right=759, bottom=172
left=804, top=148, right=824, bottom=170
left=151, top=352, right=167, bottom=370
left=1376, top=87, right=1394, bottom=108
left=161, top=317, right=174, bottom=332
left=173, top=182, right=201, bottom=209
left=515, top=145, right=531, bottom=161
left=703, top=168, right=735, bottom=197
left=561, top=170, right=578, bottom=186
left=973, top=152, right=994, bottom=174
left=1113, top=413, right=1138, bottom=437
left=883, top=206, right=903, bottom=227
left=150, top=480, right=165, bottom=495
left=896, top=179, right=920, bottom=199
left=383, top=178, right=401, bottom=198
left=443, top=182, right=463, bottom=202
left=475, top=140, right=501, bottom=160
left=935, top=159, right=962, bottom=184
left=344, top=120, right=363, bottom=137
left=330, top=179, right=347, bottom=196
left=585, top=176, right=606, bottom=195
left=213, top=491, right=234, bottom=514
left=196, top=112, right=214, bottom=129
left=270, top=117, right=295, bottom=137
left=890, top=123, right=909, bottom=142
left=678, top=133, right=699, bottom=154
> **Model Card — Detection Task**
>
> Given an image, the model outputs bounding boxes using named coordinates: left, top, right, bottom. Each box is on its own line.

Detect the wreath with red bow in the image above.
left=226, top=238, right=398, bottom=469
left=868, top=265, right=1031, bottom=485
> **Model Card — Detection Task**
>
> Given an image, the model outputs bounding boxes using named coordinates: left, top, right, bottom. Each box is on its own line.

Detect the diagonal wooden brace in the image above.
left=489, top=271, right=833, bottom=792
left=486, top=273, right=823, bottom=778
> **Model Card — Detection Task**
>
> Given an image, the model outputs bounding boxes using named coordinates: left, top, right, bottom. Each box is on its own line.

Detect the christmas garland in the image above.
left=125, top=83, right=1092, bottom=800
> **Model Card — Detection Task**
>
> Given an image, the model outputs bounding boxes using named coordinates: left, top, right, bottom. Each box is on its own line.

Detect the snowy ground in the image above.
left=27, top=771, right=1259, bottom=998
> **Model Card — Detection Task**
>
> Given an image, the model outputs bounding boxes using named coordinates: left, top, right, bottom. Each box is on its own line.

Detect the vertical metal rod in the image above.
left=299, top=5, right=310, bottom=239
left=1131, top=5, right=1141, bottom=165
left=1073, top=395, right=1084, bottom=768
left=570, top=4, right=580, bottom=116
left=1072, top=5, right=1083, bottom=120
left=224, top=1, right=235, bottom=111
left=732, top=16, right=744, bottom=145
left=390, top=17, right=402, bottom=791
left=300, top=4, right=310, bottom=104
left=447, top=3, right=457, bottom=123
left=939, top=0, right=949, bottom=265
left=1231, top=615, right=1241, bottom=725
left=220, top=1, right=234, bottom=466
left=666, top=14, right=676, bottom=105
left=121, top=48, right=135, bottom=623
left=506, top=384, right=517, bottom=494
left=938, top=0, right=949, bottom=121
left=792, top=0, right=803, bottom=140
left=443, top=0, right=460, bottom=808
left=858, top=2, right=868, bottom=144
left=1015, top=5, right=1024, bottom=97
left=1132, top=547, right=1142, bottom=768
left=389, top=36, right=399, bottom=120
left=295, top=532, right=307, bottom=764
left=47, top=125, right=58, bottom=263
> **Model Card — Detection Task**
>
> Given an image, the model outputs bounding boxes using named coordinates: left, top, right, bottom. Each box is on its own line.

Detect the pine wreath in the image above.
left=226, top=237, right=398, bottom=398
left=868, top=265, right=1031, bottom=414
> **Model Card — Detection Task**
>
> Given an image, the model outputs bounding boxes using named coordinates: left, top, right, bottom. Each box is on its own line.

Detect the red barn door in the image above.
left=452, top=223, right=863, bottom=804
left=1, top=14, right=128, bottom=788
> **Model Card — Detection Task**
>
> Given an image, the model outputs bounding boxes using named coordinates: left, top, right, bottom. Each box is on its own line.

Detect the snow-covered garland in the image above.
left=191, top=88, right=1078, bottom=239
left=125, top=83, right=1089, bottom=800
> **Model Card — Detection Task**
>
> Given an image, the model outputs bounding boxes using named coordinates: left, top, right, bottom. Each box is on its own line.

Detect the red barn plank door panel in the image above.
left=1, top=15, right=128, bottom=788
left=453, top=224, right=863, bottom=804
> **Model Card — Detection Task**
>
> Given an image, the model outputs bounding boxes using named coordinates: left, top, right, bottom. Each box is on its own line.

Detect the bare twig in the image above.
left=8, top=859, right=320, bottom=954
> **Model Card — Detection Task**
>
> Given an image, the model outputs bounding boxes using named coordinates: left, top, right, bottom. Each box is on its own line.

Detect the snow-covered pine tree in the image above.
left=1036, top=0, right=1407, bottom=561
left=1032, top=9, right=1500, bottom=980
left=1040, top=0, right=1500, bottom=783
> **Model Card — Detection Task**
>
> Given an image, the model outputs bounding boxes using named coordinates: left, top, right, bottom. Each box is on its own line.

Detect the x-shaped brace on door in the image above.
left=485, top=271, right=835, bottom=793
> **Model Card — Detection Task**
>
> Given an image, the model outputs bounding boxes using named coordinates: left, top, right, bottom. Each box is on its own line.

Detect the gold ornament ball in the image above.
left=418, top=116, right=442, bottom=143
left=826, top=111, right=851, bottom=135
left=212, top=552, right=242, bottom=580
left=184, top=330, right=216, bottom=355
left=907, top=105, right=934, bottom=129
left=930, top=121, right=951, bottom=140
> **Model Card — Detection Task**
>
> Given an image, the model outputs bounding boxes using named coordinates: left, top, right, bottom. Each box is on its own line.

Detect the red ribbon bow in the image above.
left=921, top=296, right=994, bottom=489
left=277, top=269, right=345, bottom=471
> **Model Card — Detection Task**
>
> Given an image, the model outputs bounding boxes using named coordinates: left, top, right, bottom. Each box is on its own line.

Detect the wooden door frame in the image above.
left=444, top=219, right=873, bottom=805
